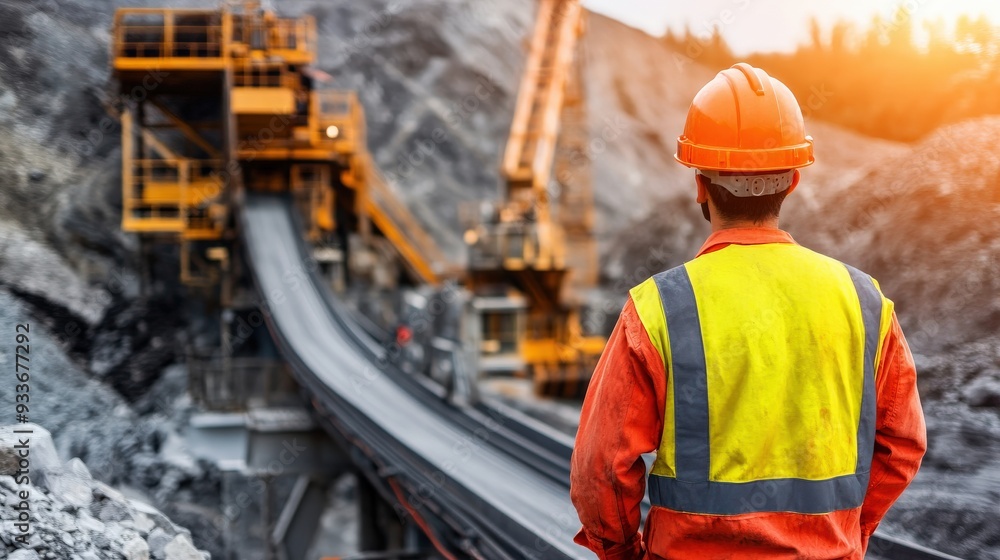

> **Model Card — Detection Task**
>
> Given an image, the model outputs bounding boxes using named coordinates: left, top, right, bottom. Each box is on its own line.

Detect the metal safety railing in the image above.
left=112, top=9, right=225, bottom=59
left=123, top=158, right=223, bottom=235
left=132, top=158, right=222, bottom=187
left=188, top=351, right=296, bottom=411
left=230, top=13, right=315, bottom=56
left=234, top=61, right=299, bottom=89
left=112, top=4, right=315, bottom=63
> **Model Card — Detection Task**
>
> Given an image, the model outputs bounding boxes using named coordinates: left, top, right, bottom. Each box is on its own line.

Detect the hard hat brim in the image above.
left=675, top=136, right=815, bottom=172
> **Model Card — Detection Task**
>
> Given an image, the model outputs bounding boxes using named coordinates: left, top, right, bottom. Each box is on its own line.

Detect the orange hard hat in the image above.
left=675, top=63, right=814, bottom=172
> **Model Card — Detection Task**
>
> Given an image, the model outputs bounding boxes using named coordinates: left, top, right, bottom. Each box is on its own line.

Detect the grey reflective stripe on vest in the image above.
left=845, top=264, right=880, bottom=474
left=654, top=266, right=710, bottom=482
left=648, top=263, right=882, bottom=515
left=647, top=472, right=869, bottom=515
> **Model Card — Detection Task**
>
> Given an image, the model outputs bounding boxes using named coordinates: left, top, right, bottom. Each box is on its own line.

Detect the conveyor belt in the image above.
left=241, top=195, right=592, bottom=559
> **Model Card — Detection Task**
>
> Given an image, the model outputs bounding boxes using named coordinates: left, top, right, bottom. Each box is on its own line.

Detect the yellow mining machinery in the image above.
left=462, top=0, right=603, bottom=396
left=112, top=0, right=446, bottom=291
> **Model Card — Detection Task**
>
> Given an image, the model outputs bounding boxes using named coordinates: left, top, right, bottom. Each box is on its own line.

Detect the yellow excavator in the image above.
left=461, top=0, right=604, bottom=397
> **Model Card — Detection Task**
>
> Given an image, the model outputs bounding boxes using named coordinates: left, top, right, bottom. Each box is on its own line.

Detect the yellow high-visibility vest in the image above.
left=630, top=243, right=893, bottom=514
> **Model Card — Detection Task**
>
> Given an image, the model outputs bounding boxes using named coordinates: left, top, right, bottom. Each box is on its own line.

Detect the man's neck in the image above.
left=711, top=218, right=781, bottom=232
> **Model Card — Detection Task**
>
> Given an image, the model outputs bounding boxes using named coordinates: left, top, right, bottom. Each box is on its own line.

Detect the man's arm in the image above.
left=860, top=311, right=927, bottom=548
left=570, top=297, right=665, bottom=560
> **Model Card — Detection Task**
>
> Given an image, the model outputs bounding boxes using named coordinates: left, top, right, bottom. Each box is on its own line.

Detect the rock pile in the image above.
left=1, top=424, right=210, bottom=560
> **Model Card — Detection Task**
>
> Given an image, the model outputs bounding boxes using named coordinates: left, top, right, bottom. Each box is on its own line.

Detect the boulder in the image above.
left=146, top=527, right=172, bottom=560
left=163, top=534, right=204, bottom=560
left=120, top=531, right=150, bottom=560
left=0, top=424, right=61, bottom=483
left=961, top=374, right=1000, bottom=408
left=37, top=470, right=93, bottom=510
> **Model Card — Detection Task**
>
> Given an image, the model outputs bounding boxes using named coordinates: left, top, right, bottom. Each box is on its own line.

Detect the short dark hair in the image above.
left=706, top=181, right=789, bottom=223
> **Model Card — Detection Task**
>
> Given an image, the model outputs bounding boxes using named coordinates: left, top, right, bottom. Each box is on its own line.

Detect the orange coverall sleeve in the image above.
left=860, top=311, right=927, bottom=544
left=571, top=297, right=665, bottom=560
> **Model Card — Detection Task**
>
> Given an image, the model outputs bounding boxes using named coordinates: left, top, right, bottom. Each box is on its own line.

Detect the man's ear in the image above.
left=695, top=173, right=709, bottom=204
left=785, top=170, right=801, bottom=196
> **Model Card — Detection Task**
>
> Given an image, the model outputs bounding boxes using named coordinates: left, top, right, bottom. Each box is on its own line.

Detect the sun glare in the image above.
left=944, top=0, right=1000, bottom=18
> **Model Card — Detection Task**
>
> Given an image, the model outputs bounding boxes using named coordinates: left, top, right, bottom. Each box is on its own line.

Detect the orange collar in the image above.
left=695, top=227, right=797, bottom=258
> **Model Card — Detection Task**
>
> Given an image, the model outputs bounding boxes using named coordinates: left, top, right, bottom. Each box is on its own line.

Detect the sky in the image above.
left=582, top=0, right=1000, bottom=54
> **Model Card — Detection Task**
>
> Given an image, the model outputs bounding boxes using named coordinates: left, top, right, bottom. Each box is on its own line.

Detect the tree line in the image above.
left=662, top=9, right=1000, bottom=142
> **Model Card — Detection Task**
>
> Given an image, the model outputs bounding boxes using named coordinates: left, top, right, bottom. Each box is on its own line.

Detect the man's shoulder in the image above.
left=636, top=245, right=890, bottom=300
left=628, top=263, right=690, bottom=300
left=795, top=245, right=889, bottom=295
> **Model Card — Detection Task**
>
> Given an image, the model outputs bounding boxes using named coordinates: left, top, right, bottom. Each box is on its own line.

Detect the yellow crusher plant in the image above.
left=111, top=0, right=446, bottom=292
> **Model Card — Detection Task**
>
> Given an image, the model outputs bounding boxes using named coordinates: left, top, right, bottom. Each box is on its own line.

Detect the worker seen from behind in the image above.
left=570, top=63, right=926, bottom=559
